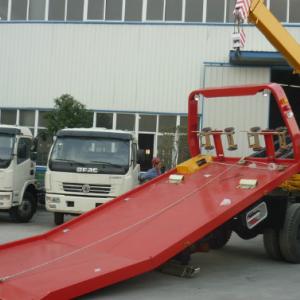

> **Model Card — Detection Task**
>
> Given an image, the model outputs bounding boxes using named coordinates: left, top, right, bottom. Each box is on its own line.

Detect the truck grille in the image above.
left=63, top=183, right=111, bottom=194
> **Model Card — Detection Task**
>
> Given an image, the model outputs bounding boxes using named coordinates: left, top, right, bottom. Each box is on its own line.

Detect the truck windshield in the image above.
left=49, top=137, right=130, bottom=174
left=0, top=134, right=14, bottom=168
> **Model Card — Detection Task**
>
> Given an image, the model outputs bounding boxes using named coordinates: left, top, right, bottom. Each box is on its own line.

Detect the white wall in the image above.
left=0, top=23, right=299, bottom=113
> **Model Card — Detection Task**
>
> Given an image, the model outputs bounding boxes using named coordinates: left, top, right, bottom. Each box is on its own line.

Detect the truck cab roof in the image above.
left=56, top=128, right=136, bottom=141
left=0, top=125, right=33, bottom=137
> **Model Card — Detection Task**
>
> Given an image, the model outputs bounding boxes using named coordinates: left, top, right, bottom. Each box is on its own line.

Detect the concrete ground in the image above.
left=1, top=209, right=300, bottom=300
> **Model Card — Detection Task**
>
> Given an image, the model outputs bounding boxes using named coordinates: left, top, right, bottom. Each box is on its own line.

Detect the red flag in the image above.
left=234, top=0, right=251, bottom=20
left=232, top=29, right=246, bottom=49
left=240, top=28, right=246, bottom=47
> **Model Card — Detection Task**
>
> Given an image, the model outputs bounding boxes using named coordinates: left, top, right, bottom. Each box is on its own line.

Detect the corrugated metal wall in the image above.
left=202, top=65, right=270, bottom=156
left=0, top=23, right=299, bottom=113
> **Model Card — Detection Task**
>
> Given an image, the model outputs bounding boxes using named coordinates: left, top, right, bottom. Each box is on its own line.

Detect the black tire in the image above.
left=209, top=227, right=232, bottom=250
left=263, top=228, right=282, bottom=260
left=9, top=191, right=36, bottom=223
left=234, top=226, right=259, bottom=240
left=279, top=203, right=300, bottom=263
left=54, top=212, right=64, bottom=226
left=174, top=249, right=192, bottom=265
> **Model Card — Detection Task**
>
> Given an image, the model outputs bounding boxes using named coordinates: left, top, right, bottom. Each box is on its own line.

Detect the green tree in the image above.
left=157, top=132, right=174, bottom=170
left=157, top=125, right=191, bottom=170
left=45, top=94, right=93, bottom=136
left=177, top=125, right=190, bottom=164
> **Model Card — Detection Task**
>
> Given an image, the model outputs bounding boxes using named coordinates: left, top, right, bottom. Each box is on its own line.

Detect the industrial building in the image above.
left=0, top=0, right=299, bottom=166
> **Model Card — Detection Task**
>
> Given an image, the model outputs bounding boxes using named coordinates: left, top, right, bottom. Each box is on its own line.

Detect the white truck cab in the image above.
left=45, top=128, right=141, bottom=225
left=0, top=125, right=37, bottom=222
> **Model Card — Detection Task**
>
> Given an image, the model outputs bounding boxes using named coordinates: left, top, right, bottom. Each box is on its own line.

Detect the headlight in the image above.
left=0, top=194, right=11, bottom=201
left=46, top=196, right=61, bottom=203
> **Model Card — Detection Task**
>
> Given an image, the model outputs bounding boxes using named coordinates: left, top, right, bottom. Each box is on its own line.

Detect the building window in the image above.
left=165, top=0, right=182, bottom=21
left=226, top=0, right=235, bottom=22
left=96, top=113, right=113, bottom=129
left=87, top=0, right=104, bottom=20
left=206, top=0, right=225, bottom=22
left=178, top=116, right=189, bottom=164
left=139, top=115, right=157, bottom=132
left=67, top=0, right=84, bottom=21
left=159, top=115, right=177, bottom=133
left=48, top=0, right=65, bottom=21
left=0, top=0, right=8, bottom=20
left=38, top=111, right=49, bottom=127
left=157, top=134, right=174, bottom=169
left=36, top=129, right=52, bottom=165
left=180, top=116, right=188, bottom=128
left=36, top=111, right=51, bottom=165
left=116, top=114, right=135, bottom=131
left=1, top=110, right=17, bottom=125
left=11, top=0, right=28, bottom=20
left=125, top=0, right=143, bottom=21
left=147, top=0, right=164, bottom=21
left=28, top=0, right=46, bottom=20
left=19, top=110, right=35, bottom=127
left=105, top=0, right=123, bottom=21
left=289, top=0, right=300, bottom=23
left=185, top=0, right=203, bottom=22
left=270, top=0, right=287, bottom=22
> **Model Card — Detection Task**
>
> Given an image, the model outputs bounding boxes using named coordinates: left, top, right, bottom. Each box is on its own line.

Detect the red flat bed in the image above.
left=1, top=83, right=299, bottom=299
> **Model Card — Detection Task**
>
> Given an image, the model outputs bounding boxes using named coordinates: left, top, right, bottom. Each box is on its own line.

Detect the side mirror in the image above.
left=30, top=152, right=37, bottom=162
left=137, top=149, right=145, bottom=164
left=31, top=138, right=38, bottom=152
left=17, top=144, right=27, bottom=159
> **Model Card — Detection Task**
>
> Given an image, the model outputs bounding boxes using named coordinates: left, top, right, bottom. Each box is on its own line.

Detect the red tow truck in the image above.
left=0, top=83, right=300, bottom=299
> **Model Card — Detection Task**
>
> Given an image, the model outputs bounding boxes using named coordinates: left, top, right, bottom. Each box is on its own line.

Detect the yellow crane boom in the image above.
left=248, top=0, right=300, bottom=73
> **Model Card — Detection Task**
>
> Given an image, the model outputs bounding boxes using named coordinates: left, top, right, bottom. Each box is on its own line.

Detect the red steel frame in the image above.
left=188, top=83, right=300, bottom=161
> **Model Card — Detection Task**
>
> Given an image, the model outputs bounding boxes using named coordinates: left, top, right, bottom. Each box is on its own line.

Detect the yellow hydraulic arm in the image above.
left=247, top=0, right=300, bottom=74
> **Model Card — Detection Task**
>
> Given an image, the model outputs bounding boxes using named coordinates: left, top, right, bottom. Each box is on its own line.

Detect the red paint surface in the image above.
left=1, top=83, right=299, bottom=299
left=0, top=159, right=299, bottom=299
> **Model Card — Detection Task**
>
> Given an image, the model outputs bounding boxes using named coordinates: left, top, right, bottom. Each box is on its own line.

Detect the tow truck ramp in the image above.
left=1, top=156, right=299, bottom=299
left=1, top=83, right=300, bottom=299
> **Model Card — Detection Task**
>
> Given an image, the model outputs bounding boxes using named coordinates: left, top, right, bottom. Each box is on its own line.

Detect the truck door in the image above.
left=13, top=137, right=33, bottom=204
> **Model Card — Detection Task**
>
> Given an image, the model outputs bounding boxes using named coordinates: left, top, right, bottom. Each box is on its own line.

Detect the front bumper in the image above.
left=45, top=193, right=114, bottom=214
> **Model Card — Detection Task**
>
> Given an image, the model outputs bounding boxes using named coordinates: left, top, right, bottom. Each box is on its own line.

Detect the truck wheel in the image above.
left=279, top=203, right=300, bottom=263
left=234, top=227, right=259, bottom=240
left=209, top=227, right=232, bottom=249
left=54, top=212, right=64, bottom=225
left=263, top=228, right=282, bottom=260
left=173, top=249, right=192, bottom=265
left=10, top=191, right=36, bottom=223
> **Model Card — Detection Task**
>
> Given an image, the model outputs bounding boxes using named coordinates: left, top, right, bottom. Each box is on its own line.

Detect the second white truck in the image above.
left=45, top=128, right=142, bottom=225
left=0, top=125, right=38, bottom=222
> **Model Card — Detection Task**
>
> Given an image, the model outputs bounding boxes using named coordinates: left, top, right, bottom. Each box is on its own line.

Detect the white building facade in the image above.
left=0, top=0, right=299, bottom=165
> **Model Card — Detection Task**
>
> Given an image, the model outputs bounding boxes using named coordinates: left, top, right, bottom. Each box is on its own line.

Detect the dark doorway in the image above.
left=269, top=69, right=300, bottom=129
left=138, top=134, right=154, bottom=171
